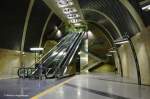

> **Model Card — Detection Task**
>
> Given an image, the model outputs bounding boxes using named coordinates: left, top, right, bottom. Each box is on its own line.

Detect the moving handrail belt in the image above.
left=58, top=32, right=85, bottom=77
left=44, top=33, right=80, bottom=78
left=43, top=33, right=77, bottom=66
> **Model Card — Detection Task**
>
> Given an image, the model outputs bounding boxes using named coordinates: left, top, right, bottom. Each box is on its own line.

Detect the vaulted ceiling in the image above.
left=0, top=0, right=149, bottom=56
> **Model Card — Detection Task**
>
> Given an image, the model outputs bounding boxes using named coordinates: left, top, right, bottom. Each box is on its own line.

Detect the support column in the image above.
left=128, top=38, right=141, bottom=85
left=76, top=54, right=80, bottom=74
left=116, top=49, right=123, bottom=77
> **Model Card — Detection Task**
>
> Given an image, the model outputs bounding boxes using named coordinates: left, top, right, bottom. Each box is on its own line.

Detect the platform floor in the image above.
left=0, top=78, right=67, bottom=99
left=0, top=74, right=150, bottom=99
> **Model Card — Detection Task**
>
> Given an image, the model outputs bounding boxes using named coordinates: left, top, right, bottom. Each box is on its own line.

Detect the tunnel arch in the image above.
left=78, top=0, right=141, bottom=39
left=85, top=20, right=114, bottom=47
left=82, top=8, right=122, bottom=39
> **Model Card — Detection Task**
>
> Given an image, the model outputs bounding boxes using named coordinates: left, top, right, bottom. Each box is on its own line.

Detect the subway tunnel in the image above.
left=0, top=0, right=150, bottom=99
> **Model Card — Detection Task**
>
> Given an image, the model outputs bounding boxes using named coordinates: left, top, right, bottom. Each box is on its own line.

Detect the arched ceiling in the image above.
left=0, top=0, right=62, bottom=52
left=87, top=23, right=112, bottom=58
left=0, top=0, right=148, bottom=54
left=78, top=0, right=141, bottom=39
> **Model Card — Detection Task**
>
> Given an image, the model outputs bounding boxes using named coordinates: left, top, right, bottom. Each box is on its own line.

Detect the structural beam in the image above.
left=21, top=0, right=35, bottom=52
left=39, top=12, right=53, bottom=47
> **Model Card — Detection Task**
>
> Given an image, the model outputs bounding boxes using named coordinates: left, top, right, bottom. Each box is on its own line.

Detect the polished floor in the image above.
left=0, top=74, right=150, bottom=99
left=0, top=78, right=67, bottom=99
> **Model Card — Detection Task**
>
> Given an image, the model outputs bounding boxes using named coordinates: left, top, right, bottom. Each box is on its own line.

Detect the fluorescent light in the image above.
left=30, top=48, right=44, bottom=51
left=109, top=50, right=117, bottom=53
left=142, top=4, right=150, bottom=10
left=114, top=40, right=129, bottom=45
left=106, top=54, right=112, bottom=56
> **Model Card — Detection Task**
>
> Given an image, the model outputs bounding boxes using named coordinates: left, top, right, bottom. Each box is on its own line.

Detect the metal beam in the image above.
left=39, top=12, right=53, bottom=47
left=21, top=0, right=35, bottom=52
left=84, top=20, right=124, bottom=77
left=128, top=38, right=141, bottom=85
left=82, top=8, right=123, bottom=38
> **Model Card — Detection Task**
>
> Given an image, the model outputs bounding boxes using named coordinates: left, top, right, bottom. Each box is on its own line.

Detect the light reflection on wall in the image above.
left=87, top=30, right=95, bottom=40
left=56, top=30, right=62, bottom=38
left=79, top=51, right=88, bottom=67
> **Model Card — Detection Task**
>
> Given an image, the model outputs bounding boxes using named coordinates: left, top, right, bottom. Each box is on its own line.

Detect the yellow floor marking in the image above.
left=31, top=76, right=76, bottom=99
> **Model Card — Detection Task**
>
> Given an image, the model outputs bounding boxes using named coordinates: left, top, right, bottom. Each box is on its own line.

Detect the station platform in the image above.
left=0, top=74, right=150, bottom=99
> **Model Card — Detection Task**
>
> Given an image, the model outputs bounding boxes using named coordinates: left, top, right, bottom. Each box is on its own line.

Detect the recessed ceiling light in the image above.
left=74, top=23, right=81, bottom=26
left=56, top=0, right=73, bottom=8
left=63, top=7, right=77, bottom=14
left=70, top=19, right=81, bottom=23
left=66, top=14, right=80, bottom=19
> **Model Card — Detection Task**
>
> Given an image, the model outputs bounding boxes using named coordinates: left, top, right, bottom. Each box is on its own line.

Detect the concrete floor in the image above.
left=0, top=74, right=150, bottom=99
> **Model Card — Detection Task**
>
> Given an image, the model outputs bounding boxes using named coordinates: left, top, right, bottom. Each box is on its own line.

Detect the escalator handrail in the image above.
left=28, top=33, right=76, bottom=78
left=29, top=33, right=73, bottom=68
left=52, top=33, right=82, bottom=76
left=42, top=33, right=76, bottom=65
left=45, top=33, right=80, bottom=77
left=58, top=32, right=85, bottom=76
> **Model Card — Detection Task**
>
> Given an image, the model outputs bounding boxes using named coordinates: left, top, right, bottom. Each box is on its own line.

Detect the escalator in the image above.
left=18, top=32, right=85, bottom=79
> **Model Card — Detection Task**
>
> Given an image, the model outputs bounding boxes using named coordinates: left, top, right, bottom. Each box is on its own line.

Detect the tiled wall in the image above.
left=0, top=49, right=34, bottom=78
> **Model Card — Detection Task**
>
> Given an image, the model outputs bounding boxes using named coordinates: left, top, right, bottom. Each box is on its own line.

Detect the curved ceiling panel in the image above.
left=88, top=22, right=114, bottom=43
left=82, top=11, right=119, bottom=39
left=88, top=23, right=112, bottom=58
left=0, top=0, right=30, bottom=50
left=78, top=0, right=140, bottom=38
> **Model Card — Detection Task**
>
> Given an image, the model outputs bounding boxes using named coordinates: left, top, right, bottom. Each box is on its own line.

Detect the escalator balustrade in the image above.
left=18, top=32, right=85, bottom=79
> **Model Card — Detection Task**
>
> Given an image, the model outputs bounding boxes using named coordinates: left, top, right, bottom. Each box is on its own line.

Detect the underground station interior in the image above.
left=0, top=0, right=150, bottom=99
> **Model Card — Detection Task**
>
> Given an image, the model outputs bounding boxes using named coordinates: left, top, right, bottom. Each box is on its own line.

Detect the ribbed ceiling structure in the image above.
left=78, top=0, right=141, bottom=40
left=0, top=0, right=149, bottom=55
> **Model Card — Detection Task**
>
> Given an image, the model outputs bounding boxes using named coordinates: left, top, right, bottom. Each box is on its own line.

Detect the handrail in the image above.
left=52, top=33, right=82, bottom=77
left=29, top=33, right=73, bottom=68
left=42, top=33, right=75, bottom=65
left=59, top=32, right=85, bottom=76
left=45, top=33, right=80, bottom=77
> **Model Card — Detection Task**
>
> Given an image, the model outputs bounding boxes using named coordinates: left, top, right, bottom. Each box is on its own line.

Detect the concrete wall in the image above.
left=93, top=64, right=115, bottom=73
left=114, top=53, right=121, bottom=74
left=115, top=26, right=150, bottom=85
left=0, top=48, right=34, bottom=78
left=118, top=43, right=138, bottom=81
left=132, top=27, right=150, bottom=85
